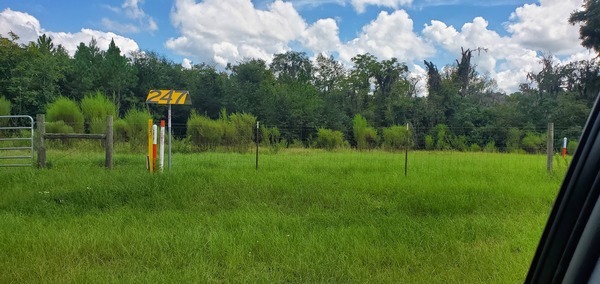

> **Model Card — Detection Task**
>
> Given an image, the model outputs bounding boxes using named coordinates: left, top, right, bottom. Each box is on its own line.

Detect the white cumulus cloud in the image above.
left=167, top=0, right=306, bottom=65
left=0, top=8, right=139, bottom=56
left=166, top=0, right=591, bottom=94
left=167, top=0, right=433, bottom=77
left=507, top=0, right=583, bottom=55
left=421, top=0, right=592, bottom=94
left=338, top=10, right=434, bottom=64
left=350, top=0, right=413, bottom=13
left=423, top=17, right=542, bottom=93
left=301, top=18, right=342, bottom=55
left=182, top=58, right=193, bottom=69
left=101, top=18, right=141, bottom=34
left=103, top=0, right=158, bottom=34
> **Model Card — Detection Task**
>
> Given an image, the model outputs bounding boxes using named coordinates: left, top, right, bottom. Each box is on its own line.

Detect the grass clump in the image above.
left=187, top=110, right=257, bottom=152
left=123, top=109, right=151, bottom=152
left=316, top=128, right=345, bottom=151
left=382, top=125, right=410, bottom=151
left=352, top=114, right=378, bottom=150
left=80, top=91, right=116, bottom=133
left=187, top=111, right=223, bottom=150
left=46, top=97, right=84, bottom=133
left=0, top=96, right=10, bottom=127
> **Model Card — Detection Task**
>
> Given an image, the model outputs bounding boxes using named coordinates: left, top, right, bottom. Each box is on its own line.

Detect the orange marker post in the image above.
left=562, top=137, right=567, bottom=158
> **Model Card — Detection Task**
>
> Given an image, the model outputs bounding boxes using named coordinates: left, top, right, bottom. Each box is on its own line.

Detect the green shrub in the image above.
left=46, top=121, right=75, bottom=133
left=484, top=141, right=497, bottom=153
left=567, top=140, right=578, bottom=155
left=353, top=114, right=378, bottom=150
left=0, top=96, right=10, bottom=127
left=114, top=119, right=128, bottom=142
left=352, top=114, right=367, bottom=149
left=46, top=97, right=84, bottom=133
left=451, top=135, right=468, bottom=152
left=433, top=124, right=449, bottom=150
left=316, top=128, right=345, bottom=151
left=124, top=109, right=151, bottom=152
left=80, top=91, right=116, bottom=132
left=221, top=122, right=236, bottom=147
left=469, top=143, right=481, bottom=152
left=89, top=117, right=106, bottom=134
left=187, top=112, right=223, bottom=150
left=382, top=125, right=409, bottom=151
left=260, top=126, right=281, bottom=146
left=45, top=121, right=75, bottom=148
left=227, top=112, right=256, bottom=152
left=172, top=137, right=192, bottom=154
left=260, top=126, right=283, bottom=153
left=364, top=127, right=379, bottom=149
left=289, top=139, right=305, bottom=149
left=521, top=132, right=544, bottom=154
left=506, top=127, right=521, bottom=152
left=425, top=135, right=434, bottom=150
left=187, top=111, right=257, bottom=152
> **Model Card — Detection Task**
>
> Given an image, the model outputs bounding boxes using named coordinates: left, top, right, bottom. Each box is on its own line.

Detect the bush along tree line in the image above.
left=0, top=32, right=596, bottom=153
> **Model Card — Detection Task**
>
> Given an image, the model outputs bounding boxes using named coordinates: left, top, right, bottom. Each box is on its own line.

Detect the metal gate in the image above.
left=0, top=115, right=34, bottom=167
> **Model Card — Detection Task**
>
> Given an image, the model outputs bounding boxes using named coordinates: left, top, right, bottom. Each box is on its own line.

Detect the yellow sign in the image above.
left=146, top=90, right=191, bottom=105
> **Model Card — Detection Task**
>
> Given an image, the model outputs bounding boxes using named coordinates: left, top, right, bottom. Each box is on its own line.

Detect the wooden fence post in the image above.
left=547, top=122, right=554, bottom=173
left=105, top=115, right=113, bottom=169
left=36, top=114, right=46, bottom=168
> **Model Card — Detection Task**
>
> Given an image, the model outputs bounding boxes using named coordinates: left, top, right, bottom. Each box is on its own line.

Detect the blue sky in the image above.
left=0, top=0, right=592, bottom=93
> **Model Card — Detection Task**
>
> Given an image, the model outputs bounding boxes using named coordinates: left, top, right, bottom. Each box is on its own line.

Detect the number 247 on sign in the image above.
left=146, top=90, right=191, bottom=105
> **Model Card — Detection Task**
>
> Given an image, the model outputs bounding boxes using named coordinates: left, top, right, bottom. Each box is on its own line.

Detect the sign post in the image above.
left=168, top=104, right=172, bottom=170
left=145, top=90, right=191, bottom=171
left=159, top=120, right=165, bottom=172
left=405, top=123, right=409, bottom=177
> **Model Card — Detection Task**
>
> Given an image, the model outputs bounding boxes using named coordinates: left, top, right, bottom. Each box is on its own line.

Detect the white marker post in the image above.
left=153, top=124, right=158, bottom=172
left=562, top=137, right=568, bottom=158
left=160, top=120, right=165, bottom=173
left=168, top=104, right=172, bottom=170
left=255, top=121, right=259, bottom=170
left=153, top=124, right=158, bottom=144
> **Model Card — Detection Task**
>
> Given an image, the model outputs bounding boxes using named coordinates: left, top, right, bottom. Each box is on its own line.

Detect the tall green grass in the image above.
left=80, top=92, right=116, bottom=134
left=0, top=150, right=564, bottom=283
left=0, top=96, right=10, bottom=127
left=46, top=97, right=84, bottom=133
left=123, top=109, right=151, bottom=152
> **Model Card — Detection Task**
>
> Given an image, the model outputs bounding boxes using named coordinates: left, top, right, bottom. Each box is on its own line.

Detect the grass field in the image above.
left=0, top=149, right=566, bottom=283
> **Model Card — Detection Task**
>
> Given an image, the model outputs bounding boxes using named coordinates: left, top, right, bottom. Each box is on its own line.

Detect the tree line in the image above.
left=0, top=31, right=597, bottom=152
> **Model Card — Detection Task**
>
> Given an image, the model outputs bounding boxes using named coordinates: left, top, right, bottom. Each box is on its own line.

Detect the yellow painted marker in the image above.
left=148, top=119, right=154, bottom=173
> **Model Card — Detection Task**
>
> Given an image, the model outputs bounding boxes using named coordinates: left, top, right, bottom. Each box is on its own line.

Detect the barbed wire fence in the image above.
left=1, top=117, right=577, bottom=174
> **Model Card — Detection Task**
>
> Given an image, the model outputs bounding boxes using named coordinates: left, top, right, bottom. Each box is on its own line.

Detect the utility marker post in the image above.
left=562, top=137, right=568, bottom=158
left=547, top=122, right=554, bottom=173
left=255, top=121, right=259, bottom=170
left=168, top=104, right=172, bottom=170
left=405, top=123, right=409, bottom=177
left=159, top=120, right=165, bottom=173
left=145, top=90, right=191, bottom=172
